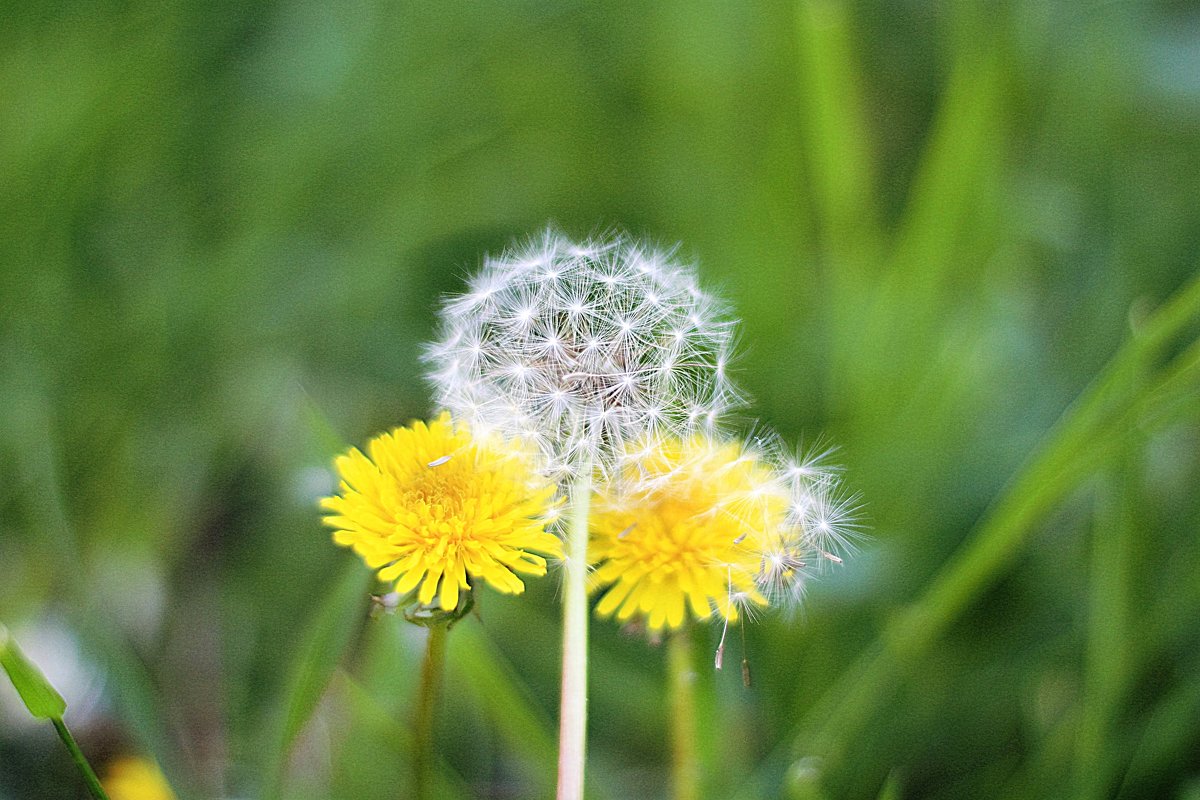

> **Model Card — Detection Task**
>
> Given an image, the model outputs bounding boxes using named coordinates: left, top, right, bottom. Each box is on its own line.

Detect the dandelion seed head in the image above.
left=425, top=228, right=743, bottom=480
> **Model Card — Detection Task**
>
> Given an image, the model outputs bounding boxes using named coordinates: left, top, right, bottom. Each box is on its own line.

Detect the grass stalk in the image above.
left=724, top=272, right=1200, bottom=799
left=413, top=623, right=449, bottom=800
left=1071, top=470, right=1133, bottom=799
left=52, top=718, right=111, bottom=800
left=1072, top=336, right=1139, bottom=800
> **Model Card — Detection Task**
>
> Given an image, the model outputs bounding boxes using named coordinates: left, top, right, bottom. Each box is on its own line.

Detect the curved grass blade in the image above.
left=448, top=620, right=616, bottom=800
left=336, top=669, right=471, bottom=799
left=793, top=0, right=880, bottom=270
left=808, top=275, right=1200, bottom=763
left=1, top=624, right=112, bottom=799
left=259, top=557, right=372, bottom=800
left=3, top=374, right=192, bottom=799
left=735, top=271, right=1200, bottom=797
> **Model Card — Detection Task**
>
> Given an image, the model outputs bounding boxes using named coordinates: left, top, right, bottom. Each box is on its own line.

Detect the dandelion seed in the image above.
left=321, top=413, right=561, bottom=612
left=723, top=435, right=855, bottom=608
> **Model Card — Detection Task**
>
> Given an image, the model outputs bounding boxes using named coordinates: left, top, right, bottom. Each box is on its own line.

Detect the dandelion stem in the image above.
left=667, top=628, right=699, bottom=800
left=413, top=623, right=448, bottom=800
left=557, top=467, right=592, bottom=800
left=52, top=718, right=111, bottom=800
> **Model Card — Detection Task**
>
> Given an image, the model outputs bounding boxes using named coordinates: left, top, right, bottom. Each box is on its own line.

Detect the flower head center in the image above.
left=606, top=499, right=751, bottom=575
left=322, top=414, right=561, bottom=612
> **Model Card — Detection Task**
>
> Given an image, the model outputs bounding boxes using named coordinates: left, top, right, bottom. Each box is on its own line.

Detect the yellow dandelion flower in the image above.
left=103, top=757, right=176, bottom=800
left=589, top=435, right=788, bottom=631
left=321, top=412, right=562, bottom=611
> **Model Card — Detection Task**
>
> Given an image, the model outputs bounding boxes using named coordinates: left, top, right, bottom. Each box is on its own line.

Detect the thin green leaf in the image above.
left=737, top=271, right=1200, bottom=797
left=820, top=277, right=1200, bottom=753
left=71, top=614, right=190, bottom=800
left=0, top=623, right=67, bottom=720
left=1116, top=653, right=1200, bottom=797
left=842, top=37, right=1006, bottom=403
left=885, top=42, right=1006, bottom=303
left=448, top=620, right=616, bottom=800
left=260, top=558, right=372, bottom=800
left=876, top=771, right=904, bottom=800
left=794, top=0, right=880, bottom=267
left=298, top=385, right=354, bottom=462
left=5, top=383, right=193, bottom=797
left=1073, top=391, right=1140, bottom=799
left=335, top=670, right=471, bottom=800
left=447, top=622, right=558, bottom=796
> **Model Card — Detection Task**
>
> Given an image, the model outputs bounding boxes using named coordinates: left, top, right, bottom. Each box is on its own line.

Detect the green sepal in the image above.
left=0, top=623, right=67, bottom=720
left=403, top=586, right=476, bottom=630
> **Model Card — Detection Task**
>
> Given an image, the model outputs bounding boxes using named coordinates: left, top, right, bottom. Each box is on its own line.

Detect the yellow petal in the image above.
left=439, top=569, right=460, bottom=610
left=394, top=564, right=426, bottom=595
left=418, top=568, right=443, bottom=606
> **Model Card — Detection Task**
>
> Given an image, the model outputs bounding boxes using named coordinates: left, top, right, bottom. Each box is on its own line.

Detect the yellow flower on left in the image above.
left=103, top=757, right=176, bottom=800
left=321, top=412, right=562, bottom=611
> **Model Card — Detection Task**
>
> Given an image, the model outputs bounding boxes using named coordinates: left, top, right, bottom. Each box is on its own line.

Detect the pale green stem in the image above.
left=557, top=468, right=592, bottom=800
left=413, top=624, right=448, bottom=800
left=52, top=717, right=111, bottom=800
left=667, top=629, right=699, bottom=800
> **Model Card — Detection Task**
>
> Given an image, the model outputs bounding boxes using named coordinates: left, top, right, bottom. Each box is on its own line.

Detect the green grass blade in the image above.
left=1071, top=467, right=1135, bottom=800
left=854, top=272, right=1200, bottom=675
left=336, top=670, right=471, bottom=800
left=71, top=614, right=190, bottom=800
left=299, top=386, right=355, bottom=463
left=840, top=39, right=1007, bottom=404
left=733, top=271, right=1200, bottom=796
left=793, top=0, right=879, bottom=268
left=0, top=623, right=67, bottom=720
left=875, top=771, right=904, bottom=800
left=260, top=558, right=372, bottom=800
left=3, top=383, right=193, bottom=798
left=448, top=620, right=616, bottom=800
left=884, top=42, right=1006, bottom=304
left=446, top=622, right=558, bottom=798
left=1115, top=653, right=1200, bottom=797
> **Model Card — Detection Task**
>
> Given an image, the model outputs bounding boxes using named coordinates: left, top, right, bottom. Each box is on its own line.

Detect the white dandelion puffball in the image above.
left=424, top=228, right=745, bottom=480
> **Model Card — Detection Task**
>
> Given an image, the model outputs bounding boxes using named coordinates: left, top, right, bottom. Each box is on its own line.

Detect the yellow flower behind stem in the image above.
left=589, top=435, right=788, bottom=631
left=321, top=413, right=561, bottom=611
left=103, top=757, right=176, bottom=800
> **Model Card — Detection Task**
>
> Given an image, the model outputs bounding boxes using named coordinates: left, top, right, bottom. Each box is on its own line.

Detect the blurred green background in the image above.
left=2, top=1, right=1199, bottom=798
